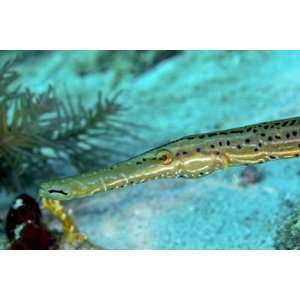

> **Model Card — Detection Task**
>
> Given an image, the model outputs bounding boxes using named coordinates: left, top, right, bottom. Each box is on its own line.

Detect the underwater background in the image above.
left=1, top=50, right=300, bottom=249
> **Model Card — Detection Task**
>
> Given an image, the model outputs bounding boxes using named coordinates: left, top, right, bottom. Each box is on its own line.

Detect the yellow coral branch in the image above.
left=41, top=198, right=86, bottom=247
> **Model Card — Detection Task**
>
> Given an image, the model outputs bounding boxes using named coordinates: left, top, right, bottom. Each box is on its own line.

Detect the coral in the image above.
left=4, top=193, right=100, bottom=249
left=42, top=198, right=101, bottom=249
left=5, top=194, right=57, bottom=250
left=0, top=60, right=132, bottom=192
left=274, top=207, right=300, bottom=249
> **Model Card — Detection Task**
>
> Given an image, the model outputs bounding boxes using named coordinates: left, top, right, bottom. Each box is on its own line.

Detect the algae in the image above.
left=274, top=207, right=300, bottom=250
left=0, top=60, right=132, bottom=193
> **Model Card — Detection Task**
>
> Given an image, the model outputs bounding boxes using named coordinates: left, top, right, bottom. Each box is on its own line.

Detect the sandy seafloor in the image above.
left=2, top=50, right=300, bottom=249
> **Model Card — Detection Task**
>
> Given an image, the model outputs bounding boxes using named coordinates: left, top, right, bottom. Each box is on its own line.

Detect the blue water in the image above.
left=2, top=50, right=300, bottom=249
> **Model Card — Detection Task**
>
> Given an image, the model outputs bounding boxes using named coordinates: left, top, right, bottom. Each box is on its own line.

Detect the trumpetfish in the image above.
left=39, top=116, right=300, bottom=202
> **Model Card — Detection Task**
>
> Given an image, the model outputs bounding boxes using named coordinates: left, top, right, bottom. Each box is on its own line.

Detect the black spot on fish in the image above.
left=230, top=130, right=244, bottom=134
left=245, top=138, right=250, bottom=144
left=208, top=133, right=218, bottom=137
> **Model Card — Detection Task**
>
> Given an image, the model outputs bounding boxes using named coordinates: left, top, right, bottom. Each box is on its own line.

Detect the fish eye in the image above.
left=48, top=189, right=68, bottom=196
left=156, top=149, right=173, bottom=165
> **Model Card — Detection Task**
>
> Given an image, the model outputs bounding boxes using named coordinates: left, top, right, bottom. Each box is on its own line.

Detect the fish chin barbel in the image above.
left=39, top=116, right=300, bottom=202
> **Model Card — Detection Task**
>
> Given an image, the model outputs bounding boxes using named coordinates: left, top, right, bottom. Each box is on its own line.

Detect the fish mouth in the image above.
left=47, top=189, right=69, bottom=196
left=38, top=182, right=71, bottom=200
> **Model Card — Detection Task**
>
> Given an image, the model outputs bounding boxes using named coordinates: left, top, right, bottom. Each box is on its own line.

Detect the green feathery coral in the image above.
left=0, top=60, right=134, bottom=192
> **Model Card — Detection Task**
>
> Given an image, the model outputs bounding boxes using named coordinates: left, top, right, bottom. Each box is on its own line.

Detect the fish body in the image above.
left=39, top=116, right=300, bottom=201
